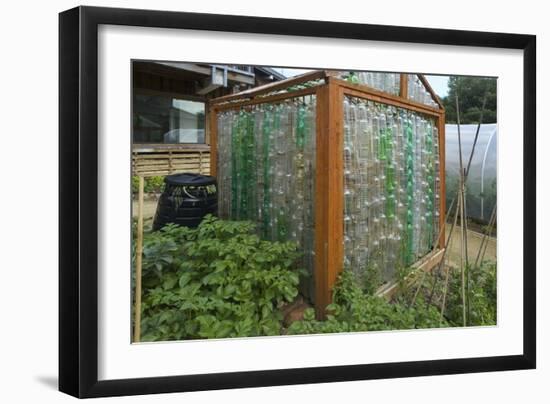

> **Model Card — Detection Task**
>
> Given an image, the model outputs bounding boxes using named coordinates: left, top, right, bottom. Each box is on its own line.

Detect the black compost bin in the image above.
left=152, top=173, right=217, bottom=231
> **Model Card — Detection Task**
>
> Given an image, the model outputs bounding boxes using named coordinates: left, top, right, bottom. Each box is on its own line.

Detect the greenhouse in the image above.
left=445, top=123, right=497, bottom=223
left=209, top=70, right=446, bottom=316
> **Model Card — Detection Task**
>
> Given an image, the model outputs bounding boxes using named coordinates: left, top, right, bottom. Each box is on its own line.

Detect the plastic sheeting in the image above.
left=216, top=97, right=317, bottom=278
left=445, top=123, right=497, bottom=223
left=343, top=96, right=441, bottom=283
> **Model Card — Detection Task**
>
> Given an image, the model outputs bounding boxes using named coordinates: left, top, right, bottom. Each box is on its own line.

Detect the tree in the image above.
left=442, top=76, right=497, bottom=124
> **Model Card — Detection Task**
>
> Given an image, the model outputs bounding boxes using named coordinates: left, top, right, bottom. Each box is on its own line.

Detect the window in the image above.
left=133, top=94, right=205, bottom=144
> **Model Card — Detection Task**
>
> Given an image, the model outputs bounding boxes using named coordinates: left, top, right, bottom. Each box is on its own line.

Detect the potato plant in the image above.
left=136, top=215, right=304, bottom=341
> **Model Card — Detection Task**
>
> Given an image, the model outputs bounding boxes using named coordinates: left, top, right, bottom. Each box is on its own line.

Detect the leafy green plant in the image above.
left=136, top=215, right=304, bottom=341
left=288, top=271, right=445, bottom=335
left=132, top=175, right=165, bottom=194
left=442, top=261, right=497, bottom=326
left=397, top=260, right=497, bottom=327
left=360, top=250, right=383, bottom=295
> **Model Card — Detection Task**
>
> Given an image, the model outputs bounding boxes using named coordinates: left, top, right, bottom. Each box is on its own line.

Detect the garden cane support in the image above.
left=133, top=176, right=144, bottom=342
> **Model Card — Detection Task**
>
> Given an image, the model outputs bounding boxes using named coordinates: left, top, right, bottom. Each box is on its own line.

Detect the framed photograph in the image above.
left=59, top=6, right=536, bottom=398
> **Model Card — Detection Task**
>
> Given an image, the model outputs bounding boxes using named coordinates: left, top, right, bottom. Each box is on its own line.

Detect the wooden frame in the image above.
left=59, top=5, right=536, bottom=398
left=208, top=70, right=447, bottom=317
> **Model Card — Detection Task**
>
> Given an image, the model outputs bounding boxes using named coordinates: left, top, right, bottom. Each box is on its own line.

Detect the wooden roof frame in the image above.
left=209, top=69, right=444, bottom=110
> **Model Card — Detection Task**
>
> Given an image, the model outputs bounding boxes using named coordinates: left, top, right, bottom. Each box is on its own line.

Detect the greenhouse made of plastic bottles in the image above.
left=209, top=70, right=446, bottom=317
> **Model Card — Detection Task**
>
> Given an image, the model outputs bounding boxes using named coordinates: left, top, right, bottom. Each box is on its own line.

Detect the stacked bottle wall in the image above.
left=343, top=96, right=440, bottom=285
left=408, top=74, right=439, bottom=108
left=217, top=96, right=317, bottom=280
left=342, top=71, right=400, bottom=96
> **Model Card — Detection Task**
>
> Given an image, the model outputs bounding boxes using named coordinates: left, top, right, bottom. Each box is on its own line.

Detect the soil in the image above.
left=132, top=197, right=159, bottom=226
left=280, top=295, right=313, bottom=327
left=444, top=225, right=496, bottom=265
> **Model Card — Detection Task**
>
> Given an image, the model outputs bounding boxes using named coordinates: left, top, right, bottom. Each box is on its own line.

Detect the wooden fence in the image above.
left=132, top=149, right=211, bottom=177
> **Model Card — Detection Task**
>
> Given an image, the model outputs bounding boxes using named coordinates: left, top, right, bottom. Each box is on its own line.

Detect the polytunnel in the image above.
left=445, top=123, right=497, bottom=223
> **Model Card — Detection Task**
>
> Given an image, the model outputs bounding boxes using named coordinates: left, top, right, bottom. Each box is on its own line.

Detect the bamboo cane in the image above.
left=462, top=172, right=471, bottom=324
left=427, top=189, right=460, bottom=305
left=454, top=92, right=467, bottom=327
left=439, top=193, right=461, bottom=322
left=409, top=196, right=455, bottom=307
left=474, top=204, right=497, bottom=268
left=133, top=176, right=144, bottom=343
left=423, top=90, right=488, bottom=314
left=459, top=177, right=467, bottom=326
left=463, top=95, right=486, bottom=323
left=480, top=206, right=497, bottom=265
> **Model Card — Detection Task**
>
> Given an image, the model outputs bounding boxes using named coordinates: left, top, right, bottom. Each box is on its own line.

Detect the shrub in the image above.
left=392, top=260, right=497, bottom=327
left=132, top=175, right=165, bottom=194
left=441, top=261, right=497, bottom=326
left=136, top=215, right=304, bottom=341
left=288, top=271, right=445, bottom=335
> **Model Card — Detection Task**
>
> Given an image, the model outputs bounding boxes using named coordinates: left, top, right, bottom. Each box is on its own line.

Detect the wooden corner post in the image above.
left=315, top=81, right=344, bottom=319
left=399, top=73, right=409, bottom=99
left=209, top=107, right=218, bottom=177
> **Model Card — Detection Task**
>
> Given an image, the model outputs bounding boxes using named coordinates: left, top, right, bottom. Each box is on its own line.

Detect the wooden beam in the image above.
left=157, top=62, right=256, bottom=85
left=132, top=143, right=210, bottom=152
left=157, top=61, right=213, bottom=76
left=134, top=62, right=207, bottom=82
left=399, top=73, right=409, bottom=99
left=330, top=77, right=442, bottom=117
left=205, top=103, right=211, bottom=146
left=211, top=70, right=327, bottom=105
left=133, top=87, right=207, bottom=103
left=209, top=108, right=218, bottom=177
left=376, top=248, right=445, bottom=300
left=314, top=82, right=344, bottom=319
left=418, top=74, right=445, bottom=109
left=196, top=82, right=223, bottom=95
left=213, top=87, right=317, bottom=111
left=197, top=70, right=225, bottom=95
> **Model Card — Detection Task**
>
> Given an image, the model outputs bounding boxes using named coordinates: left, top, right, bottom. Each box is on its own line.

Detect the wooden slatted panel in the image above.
left=132, top=150, right=211, bottom=177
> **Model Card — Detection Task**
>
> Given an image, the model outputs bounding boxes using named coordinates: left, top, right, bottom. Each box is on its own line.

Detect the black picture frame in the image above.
left=59, top=5, right=536, bottom=398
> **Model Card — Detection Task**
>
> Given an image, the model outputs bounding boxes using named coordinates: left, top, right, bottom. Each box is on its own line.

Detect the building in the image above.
left=132, top=61, right=285, bottom=176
